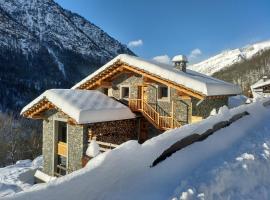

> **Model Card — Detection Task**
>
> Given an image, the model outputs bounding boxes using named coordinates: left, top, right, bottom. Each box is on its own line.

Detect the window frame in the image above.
left=120, top=85, right=130, bottom=99
left=157, top=85, right=170, bottom=101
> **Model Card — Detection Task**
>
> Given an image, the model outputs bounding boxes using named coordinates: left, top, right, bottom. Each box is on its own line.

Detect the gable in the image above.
left=72, top=54, right=241, bottom=99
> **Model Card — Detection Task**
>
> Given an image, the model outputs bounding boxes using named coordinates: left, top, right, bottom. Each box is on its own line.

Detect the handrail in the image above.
left=128, top=98, right=181, bottom=130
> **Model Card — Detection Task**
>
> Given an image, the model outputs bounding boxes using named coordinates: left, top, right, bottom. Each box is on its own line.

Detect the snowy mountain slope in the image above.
left=0, top=0, right=133, bottom=112
left=0, top=156, right=43, bottom=197
left=189, top=40, right=270, bottom=75
left=0, top=0, right=132, bottom=58
left=4, top=99, right=270, bottom=200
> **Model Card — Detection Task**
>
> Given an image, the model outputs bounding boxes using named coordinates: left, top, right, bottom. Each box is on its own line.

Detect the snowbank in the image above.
left=5, top=99, right=270, bottom=200
left=0, top=156, right=43, bottom=197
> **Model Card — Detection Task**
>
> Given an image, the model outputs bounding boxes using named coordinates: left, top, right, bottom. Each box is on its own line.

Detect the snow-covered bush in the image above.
left=86, top=140, right=100, bottom=157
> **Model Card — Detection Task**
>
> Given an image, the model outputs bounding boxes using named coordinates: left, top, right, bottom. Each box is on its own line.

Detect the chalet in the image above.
left=251, top=76, right=270, bottom=98
left=21, top=54, right=241, bottom=178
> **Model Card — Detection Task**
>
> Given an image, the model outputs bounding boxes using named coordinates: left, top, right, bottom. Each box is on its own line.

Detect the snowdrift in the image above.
left=4, top=99, right=270, bottom=200
left=0, top=156, right=43, bottom=197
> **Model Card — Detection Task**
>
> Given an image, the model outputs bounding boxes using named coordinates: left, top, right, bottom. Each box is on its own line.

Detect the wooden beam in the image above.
left=143, top=76, right=158, bottom=84
left=97, top=80, right=112, bottom=87
left=122, top=65, right=205, bottom=100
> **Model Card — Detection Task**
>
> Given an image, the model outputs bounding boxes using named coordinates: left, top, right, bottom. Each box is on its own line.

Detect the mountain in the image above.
left=188, top=40, right=270, bottom=94
left=0, top=0, right=134, bottom=112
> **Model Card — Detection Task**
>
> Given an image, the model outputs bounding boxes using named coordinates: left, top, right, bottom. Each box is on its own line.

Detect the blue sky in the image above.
left=55, top=0, right=270, bottom=63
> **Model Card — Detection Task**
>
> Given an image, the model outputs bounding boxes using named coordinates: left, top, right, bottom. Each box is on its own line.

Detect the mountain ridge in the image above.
left=188, top=40, right=270, bottom=94
left=0, top=0, right=134, bottom=112
left=189, top=40, right=270, bottom=76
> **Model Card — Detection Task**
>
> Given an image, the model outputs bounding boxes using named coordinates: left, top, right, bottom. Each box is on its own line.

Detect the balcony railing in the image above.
left=129, top=99, right=181, bottom=130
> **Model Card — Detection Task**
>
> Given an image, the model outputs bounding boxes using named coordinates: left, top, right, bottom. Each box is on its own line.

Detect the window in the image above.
left=121, top=86, right=130, bottom=99
left=103, top=88, right=109, bottom=96
left=58, top=121, right=67, bottom=143
left=158, top=85, right=169, bottom=100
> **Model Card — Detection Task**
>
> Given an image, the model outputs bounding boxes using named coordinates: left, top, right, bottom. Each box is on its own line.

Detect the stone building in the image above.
left=21, top=54, right=241, bottom=179
left=251, top=76, right=270, bottom=98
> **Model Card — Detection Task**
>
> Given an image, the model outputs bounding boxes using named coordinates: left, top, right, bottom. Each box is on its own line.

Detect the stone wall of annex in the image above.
left=67, top=124, right=88, bottom=173
left=42, top=115, right=54, bottom=176
left=42, top=111, right=87, bottom=175
left=192, top=97, right=229, bottom=118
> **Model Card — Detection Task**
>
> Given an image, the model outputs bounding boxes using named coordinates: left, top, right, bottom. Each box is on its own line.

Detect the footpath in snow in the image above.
left=3, top=99, right=270, bottom=200
left=0, top=156, right=43, bottom=197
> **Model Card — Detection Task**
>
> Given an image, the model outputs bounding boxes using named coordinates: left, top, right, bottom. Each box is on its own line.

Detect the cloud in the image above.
left=152, top=55, right=171, bottom=64
left=127, top=39, right=143, bottom=48
left=188, top=48, right=202, bottom=59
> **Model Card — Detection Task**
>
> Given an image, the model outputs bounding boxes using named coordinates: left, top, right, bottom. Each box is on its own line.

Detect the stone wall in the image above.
left=192, top=97, right=229, bottom=118
left=42, top=116, right=54, bottom=176
left=67, top=124, right=88, bottom=173
left=147, top=85, right=191, bottom=125
left=89, top=119, right=137, bottom=145
left=42, top=110, right=87, bottom=175
left=109, top=73, right=191, bottom=125
left=111, top=73, right=143, bottom=99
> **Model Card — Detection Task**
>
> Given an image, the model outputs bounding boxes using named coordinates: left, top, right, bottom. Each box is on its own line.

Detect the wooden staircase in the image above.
left=129, top=99, right=181, bottom=130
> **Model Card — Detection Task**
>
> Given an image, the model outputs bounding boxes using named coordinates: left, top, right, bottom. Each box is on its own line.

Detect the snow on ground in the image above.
left=171, top=124, right=270, bottom=200
left=189, top=40, right=270, bottom=75
left=4, top=99, right=270, bottom=200
left=0, top=156, right=43, bottom=197
left=228, top=95, right=248, bottom=108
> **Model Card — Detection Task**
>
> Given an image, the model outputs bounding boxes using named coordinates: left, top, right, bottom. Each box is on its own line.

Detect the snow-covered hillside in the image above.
left=189, top=40, right=270, bottom=75
left=0, top=0, right=134, bottom=112
left=3, top=99, right=270, bottom=200
left=0, top=156, right=42, bottom=197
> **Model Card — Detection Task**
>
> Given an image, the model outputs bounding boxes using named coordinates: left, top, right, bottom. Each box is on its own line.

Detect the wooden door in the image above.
left=142, top=86, right=148, bottom=102
left=137, top=86, right=142, bottom=99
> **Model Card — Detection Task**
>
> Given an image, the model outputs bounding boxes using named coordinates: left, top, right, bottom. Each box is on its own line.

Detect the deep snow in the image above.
left=3, top=98, right=270, bottom=200
left=0, top=156, right=43, bottom=197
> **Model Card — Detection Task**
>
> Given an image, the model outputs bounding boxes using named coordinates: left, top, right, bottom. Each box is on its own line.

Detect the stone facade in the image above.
left=107, top=73, right=229, bottom=123
left=67, top=124, right=88, bottom=173
left=42, top=114, right=54, bottom=176
left=42, top=109, right=137, bottom=175
left=192, top=97, right=229, bottom=118
left=42, top=110, right=88, bottom=175
left=108, top=73, right=192, bottom=125
left=111, top=73, right=143, bottom=99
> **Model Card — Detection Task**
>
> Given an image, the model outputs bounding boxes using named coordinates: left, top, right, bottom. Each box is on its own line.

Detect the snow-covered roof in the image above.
left=251, top=78, right=270, bottom=89
left=21, top=89, right=136, bottom=124
left=72, top=54, right=241, bottom=96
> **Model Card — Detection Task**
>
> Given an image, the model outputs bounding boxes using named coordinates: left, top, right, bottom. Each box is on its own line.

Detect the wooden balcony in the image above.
left=96, top=141, right=119, bottom=152
left=129, top=99, right=181, bottom=130
left=57, top=142, right=67, bottom=157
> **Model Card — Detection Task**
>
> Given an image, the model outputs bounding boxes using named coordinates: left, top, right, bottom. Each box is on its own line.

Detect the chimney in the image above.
left=263, top=75, right=268, bottom=82
left=172, top=55, right=188, bottom=72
